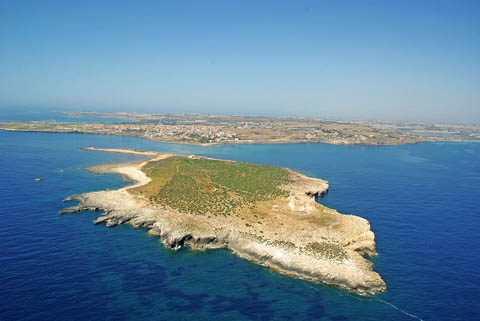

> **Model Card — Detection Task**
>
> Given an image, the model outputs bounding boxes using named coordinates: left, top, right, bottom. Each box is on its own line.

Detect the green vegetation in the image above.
left=136, top=156, right=292, bottom=216
left=269, top=240, right=296, bottom=250
left=304, top=242, right=348, bottom=261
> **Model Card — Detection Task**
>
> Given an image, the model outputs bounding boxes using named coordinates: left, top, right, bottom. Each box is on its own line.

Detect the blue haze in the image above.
left=1, top=0, right=479, bottom=122
left=0, top=108, right=132, bottom=123
left=0, top=128, right=479, bottom=320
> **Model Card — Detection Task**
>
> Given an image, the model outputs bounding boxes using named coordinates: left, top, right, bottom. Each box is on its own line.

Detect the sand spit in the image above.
left=80, top=147, right=159, bottom=156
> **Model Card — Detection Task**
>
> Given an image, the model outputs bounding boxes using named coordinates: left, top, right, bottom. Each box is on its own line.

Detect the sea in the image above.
left=1, top=112, right=479, bottom=320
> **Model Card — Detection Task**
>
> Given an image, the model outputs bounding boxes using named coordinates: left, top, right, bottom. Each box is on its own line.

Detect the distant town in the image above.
left=1, top=111, right=479, bottom=146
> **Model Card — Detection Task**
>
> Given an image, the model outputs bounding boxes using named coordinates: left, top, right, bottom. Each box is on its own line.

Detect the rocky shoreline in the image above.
left=61, top=148, right=386, bottom=295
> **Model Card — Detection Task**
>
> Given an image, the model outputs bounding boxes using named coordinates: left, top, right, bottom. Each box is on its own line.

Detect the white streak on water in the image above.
left=378, top=299, right=424, bottom=321
left=342, top=293, right=424, bottom=320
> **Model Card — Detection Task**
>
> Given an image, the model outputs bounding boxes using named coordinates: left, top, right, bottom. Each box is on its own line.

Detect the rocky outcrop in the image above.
left=60, top=150, right=386, bottom=295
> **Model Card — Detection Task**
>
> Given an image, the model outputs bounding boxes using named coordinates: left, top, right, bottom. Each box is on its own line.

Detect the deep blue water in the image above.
left=0, top=130, right=479, bottom=321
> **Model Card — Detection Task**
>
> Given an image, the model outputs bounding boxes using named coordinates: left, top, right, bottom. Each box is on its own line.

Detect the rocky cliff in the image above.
left=61, top=149, right=386, bottom=295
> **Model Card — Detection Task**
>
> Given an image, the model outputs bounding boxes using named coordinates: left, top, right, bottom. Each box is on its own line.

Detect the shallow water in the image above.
left=0, top=130, right=479, bottom=320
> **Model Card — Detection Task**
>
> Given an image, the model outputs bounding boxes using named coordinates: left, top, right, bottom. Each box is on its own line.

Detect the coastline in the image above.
left=2, top=127, right=472, bottom=146
left=61, top=148, right=386, bottom=295
left=80, top=147, right=159, bottom=156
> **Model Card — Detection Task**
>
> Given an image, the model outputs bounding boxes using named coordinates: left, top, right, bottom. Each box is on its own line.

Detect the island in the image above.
left=61, top=148, right=386, bottom=295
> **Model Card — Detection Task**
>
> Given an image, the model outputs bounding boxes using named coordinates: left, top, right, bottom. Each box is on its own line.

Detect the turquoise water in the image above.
left=1, top=130, right=479, bottom=320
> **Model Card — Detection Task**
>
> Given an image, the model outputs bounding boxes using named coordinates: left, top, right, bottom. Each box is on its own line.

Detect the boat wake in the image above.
left=378, top=299, right=424, bottom=321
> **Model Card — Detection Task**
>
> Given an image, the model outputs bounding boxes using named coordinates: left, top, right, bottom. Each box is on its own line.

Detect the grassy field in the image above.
left=134, top=156, right=292, bottom=216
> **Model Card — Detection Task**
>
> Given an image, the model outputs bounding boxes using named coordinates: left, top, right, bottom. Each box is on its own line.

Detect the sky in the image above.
left=0, top=0, right=479, bottom=123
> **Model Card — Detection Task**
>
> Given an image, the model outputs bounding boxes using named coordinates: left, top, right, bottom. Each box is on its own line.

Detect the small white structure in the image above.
left=287, top=193, right=315, bottom=213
